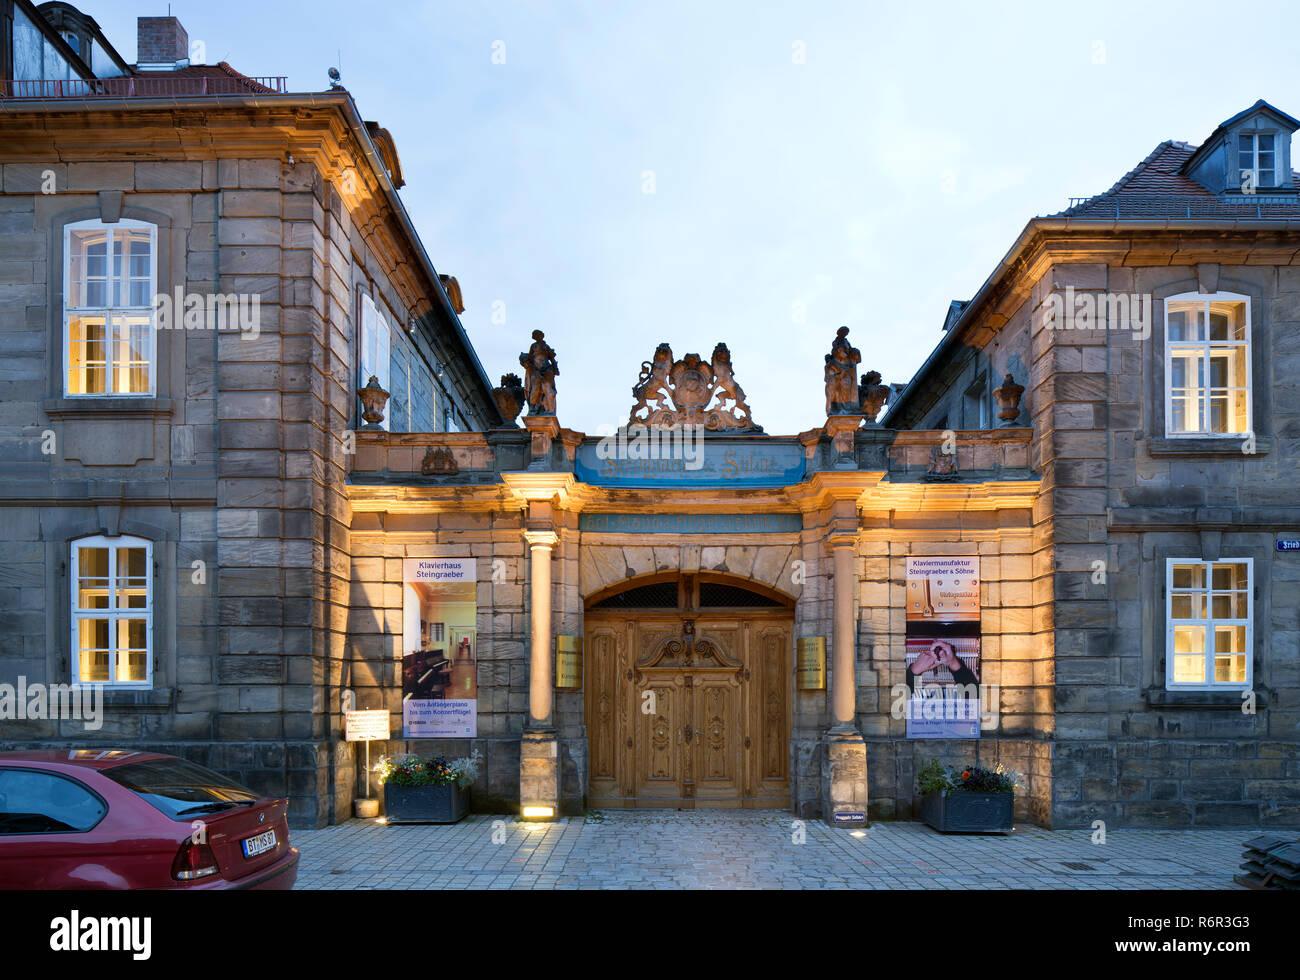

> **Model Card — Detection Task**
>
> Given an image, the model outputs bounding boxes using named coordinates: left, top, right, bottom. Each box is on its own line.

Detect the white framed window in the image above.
left=1164, top=292, right=1251, bottom=437
left=63, top=219, right=157, bottom=397
left=358, top=292, right=391, bottom=431
left=71, top=535, right=153, bottom=688
left=1238, top=132, right=1276, bottom=189
left=1166, top=558, right=1251, bottom=690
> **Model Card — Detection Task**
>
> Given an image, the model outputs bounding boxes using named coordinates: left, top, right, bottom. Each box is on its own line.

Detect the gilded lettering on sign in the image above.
left=555, top=636, right=584, bottom=690
left=796, top=637, right=826, bottom=691
left=579, top=513, right=802, bottom=535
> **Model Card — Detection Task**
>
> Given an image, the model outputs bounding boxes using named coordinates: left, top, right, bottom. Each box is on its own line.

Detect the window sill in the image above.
left=1146, top=435, right=1270, bottom=456
left=96, top=688, right=171, bottom=709
left=44, top=397, right=173, bottom=420
left=1144, top=688, right=1265, bottom=709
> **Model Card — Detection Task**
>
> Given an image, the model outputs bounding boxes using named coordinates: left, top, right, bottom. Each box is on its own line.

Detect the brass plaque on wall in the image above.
left=555, top=635, right=584, bottom=690
left=796, top=637, right=826, bottom=690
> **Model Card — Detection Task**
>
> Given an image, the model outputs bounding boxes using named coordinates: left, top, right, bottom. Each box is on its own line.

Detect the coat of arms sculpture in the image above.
left=628, top=342, right=762, bottom=432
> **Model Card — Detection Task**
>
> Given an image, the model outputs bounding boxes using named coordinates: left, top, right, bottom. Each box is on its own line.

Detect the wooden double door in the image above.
left=584, top=611, right=792, bottom=808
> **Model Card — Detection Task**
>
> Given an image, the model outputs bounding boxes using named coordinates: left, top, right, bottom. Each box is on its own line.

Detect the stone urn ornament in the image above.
left=858, top=370, right=890, bottom=424
left=358, top=375, right=390, bottom=430
left=492, top=372, right=527, bottom=425
left=993, top=373, right=1025, bottom=424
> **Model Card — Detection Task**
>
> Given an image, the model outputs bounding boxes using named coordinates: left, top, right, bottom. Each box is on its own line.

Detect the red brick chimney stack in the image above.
left=137, top=16, right=188, bottom=66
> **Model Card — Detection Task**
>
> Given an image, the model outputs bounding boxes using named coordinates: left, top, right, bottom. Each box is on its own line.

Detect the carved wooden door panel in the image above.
left=750, top=621, right=792, bottom=806
left=632, top=671, right=688, bottom=803
left=584, top=624, right=625, bottom=807
left=585, top=610, right=791, bottom=808
left=691, top=672, right=744, bottom=805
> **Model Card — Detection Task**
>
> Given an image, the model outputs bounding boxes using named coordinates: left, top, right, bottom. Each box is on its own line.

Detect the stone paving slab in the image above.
left=290, top=810, right=1252, bottom=889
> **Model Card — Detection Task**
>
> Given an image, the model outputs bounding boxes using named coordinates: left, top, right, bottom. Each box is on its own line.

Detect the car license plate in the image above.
left=241, top=829, right=277, bottom=858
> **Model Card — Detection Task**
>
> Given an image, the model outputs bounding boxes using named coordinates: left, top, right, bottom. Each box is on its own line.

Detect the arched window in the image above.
left=70, top=535, right=153, bottom=687
left=63, top=219, right=157, bottom=396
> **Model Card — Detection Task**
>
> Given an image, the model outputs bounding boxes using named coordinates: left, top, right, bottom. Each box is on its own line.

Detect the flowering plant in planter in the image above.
left=917, top=760, right=1021, bottom=834
left=917, top=760, right=1020, bottom=795
left=377, top=750, right=482, bottom=789
left=377, top=751, right=482, bottom=824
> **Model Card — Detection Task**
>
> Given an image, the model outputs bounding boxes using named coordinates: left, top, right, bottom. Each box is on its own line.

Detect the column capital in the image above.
left=824, top=518, right=858, bottom=550
left=523, top=528, right=559, bottom=550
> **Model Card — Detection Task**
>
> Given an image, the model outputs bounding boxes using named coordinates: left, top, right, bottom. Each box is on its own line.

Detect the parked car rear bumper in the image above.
left=231, top=847, right=299, bottom=890
left=175, top=846, right=300, bottom=890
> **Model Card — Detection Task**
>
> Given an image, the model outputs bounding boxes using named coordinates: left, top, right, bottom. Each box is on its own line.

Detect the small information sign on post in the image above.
left=344, top=709, right=390, bottom=811
left=345, top=709, right=391, bottom=742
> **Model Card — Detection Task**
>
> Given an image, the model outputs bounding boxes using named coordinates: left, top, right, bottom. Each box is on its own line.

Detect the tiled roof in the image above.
left=131, top=61, right=281, bottom=94
left=1053, top=139, right=1300, bottom=219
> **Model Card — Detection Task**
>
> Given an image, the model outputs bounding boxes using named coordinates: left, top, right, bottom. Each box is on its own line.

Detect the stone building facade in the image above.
left=0, top=8, right=499, bottom=827
left=886, top=100, right=1300, bottom=828
left=1, top=6, right=1295, bottom=830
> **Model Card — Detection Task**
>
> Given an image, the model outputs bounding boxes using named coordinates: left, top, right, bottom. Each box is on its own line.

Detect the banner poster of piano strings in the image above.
left=904, top=557, right=982, bottom=738
left=401, top=558, right=478, bottom=738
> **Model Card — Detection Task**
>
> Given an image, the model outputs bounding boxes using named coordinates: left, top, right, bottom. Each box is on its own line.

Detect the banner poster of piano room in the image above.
left=904, top=557, right=982, bottom=738
left=401, top=558, right=478, bottom=738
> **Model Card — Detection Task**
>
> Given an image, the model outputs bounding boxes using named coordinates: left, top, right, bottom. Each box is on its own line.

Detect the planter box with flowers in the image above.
left=917, top=760, right=1019, bottom=834
left=378, top=751, right=481, bottom=824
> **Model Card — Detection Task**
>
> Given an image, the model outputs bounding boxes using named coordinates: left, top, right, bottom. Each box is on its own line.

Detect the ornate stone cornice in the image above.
left=0, top=96, right=437, bottom=324
left=501, top=472, right=578, bottom=506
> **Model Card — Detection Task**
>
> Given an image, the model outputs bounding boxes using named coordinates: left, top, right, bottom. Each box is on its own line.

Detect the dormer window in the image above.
left=1237, top=132, right=1276, bottom=189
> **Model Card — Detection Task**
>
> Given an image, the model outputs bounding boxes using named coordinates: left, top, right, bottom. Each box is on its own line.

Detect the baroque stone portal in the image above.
left=628, top=342, right=761, bottom=432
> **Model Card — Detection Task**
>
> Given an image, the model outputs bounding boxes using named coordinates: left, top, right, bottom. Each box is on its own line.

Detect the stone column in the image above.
left=520, top=526, right=559, bottom=818
left=831, top=536, right=857, bottom=728
left=524, top=529, right=557, bottom=728
left=821, top=518, right=868, bottom=827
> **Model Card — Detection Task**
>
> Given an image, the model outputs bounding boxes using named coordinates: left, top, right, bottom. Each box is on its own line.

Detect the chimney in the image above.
left=137, top=16, right=188, bottom=67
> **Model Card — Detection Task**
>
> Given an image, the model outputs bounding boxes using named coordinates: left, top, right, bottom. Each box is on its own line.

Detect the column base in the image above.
left=519, top=730, right=559, bottom=820
left=820, top=729, right=868, bottom=828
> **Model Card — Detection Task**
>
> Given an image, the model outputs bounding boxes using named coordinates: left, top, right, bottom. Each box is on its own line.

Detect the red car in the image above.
left=0, top=750, right=299, bottom=889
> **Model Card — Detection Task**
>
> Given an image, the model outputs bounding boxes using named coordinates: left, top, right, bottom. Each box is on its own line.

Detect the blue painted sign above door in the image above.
left=579, top=513, right=802, bottom=535
left=574, top=437, right=807, bottom=488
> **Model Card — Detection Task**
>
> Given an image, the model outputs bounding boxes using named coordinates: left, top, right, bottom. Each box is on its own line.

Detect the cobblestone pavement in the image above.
left=291, top=810, right=1252, bottom=889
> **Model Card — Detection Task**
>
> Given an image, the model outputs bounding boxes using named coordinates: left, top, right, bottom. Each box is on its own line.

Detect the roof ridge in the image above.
left=1092, top=138, right=1188, bottom=200
left=213, top=60, right=276, bottom=93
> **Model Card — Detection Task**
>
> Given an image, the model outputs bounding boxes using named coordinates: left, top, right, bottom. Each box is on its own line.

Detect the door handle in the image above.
left=683, top=724, right=693, bottom=743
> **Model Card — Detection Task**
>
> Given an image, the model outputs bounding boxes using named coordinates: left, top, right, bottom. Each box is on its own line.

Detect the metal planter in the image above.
left=921, top=790, right=1014, bottom=834
left=383, top=782, right=469, bottom=824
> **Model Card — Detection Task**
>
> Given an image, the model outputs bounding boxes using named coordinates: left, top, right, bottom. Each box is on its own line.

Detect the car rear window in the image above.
left=103, top=759, right=260, bottom=820
left=0, top=769, right=108, bottom=834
